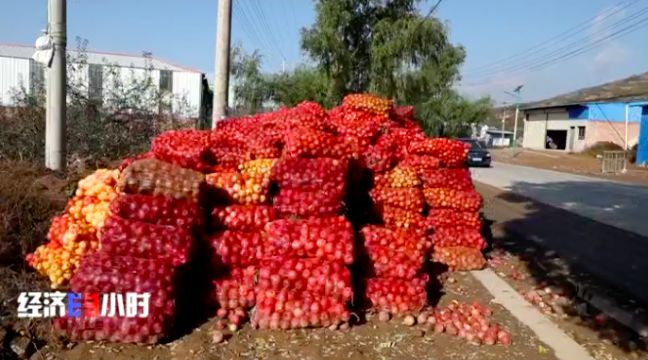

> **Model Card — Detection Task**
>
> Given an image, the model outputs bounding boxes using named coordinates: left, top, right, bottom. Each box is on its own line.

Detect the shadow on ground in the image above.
left=477, top=181, right=648, bottom=355
left=506, top=179, right=648, bottom=238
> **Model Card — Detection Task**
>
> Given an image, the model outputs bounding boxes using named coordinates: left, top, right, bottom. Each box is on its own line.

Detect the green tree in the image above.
left=230, top=46, right=270, bottom=115
left=302, top=0, right=493, bottom=136
left=270, top=65, right=331, bottom=108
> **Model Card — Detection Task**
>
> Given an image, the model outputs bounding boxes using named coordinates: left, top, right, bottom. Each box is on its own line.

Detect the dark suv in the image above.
left=458, top=138, right=491, bottom=167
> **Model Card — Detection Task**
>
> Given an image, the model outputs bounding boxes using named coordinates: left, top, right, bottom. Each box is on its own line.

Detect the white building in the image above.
left=0, top=43, right=205, bottom=117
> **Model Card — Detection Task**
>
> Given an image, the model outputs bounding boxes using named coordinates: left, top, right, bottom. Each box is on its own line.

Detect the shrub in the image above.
left=582, top=141, right=623, bottom=157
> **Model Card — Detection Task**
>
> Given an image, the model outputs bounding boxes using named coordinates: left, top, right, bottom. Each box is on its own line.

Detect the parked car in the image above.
left=458, top=138, right=491, bottom=167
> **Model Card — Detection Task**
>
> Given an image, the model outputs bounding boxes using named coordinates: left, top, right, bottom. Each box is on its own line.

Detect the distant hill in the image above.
left=523, top=71, right=648, bottom=109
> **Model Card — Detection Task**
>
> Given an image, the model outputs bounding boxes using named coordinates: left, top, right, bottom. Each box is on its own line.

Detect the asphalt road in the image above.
left=471, top=161, right=648, bottom=238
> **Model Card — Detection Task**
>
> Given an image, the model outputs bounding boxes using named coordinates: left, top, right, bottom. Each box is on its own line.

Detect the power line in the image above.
left=236, top=1, right=275, bottom=58
left=528, top=13, right=648, bottom=71
left=463, top=5, right=648, bottom=83
left=249, top=0, right=287, bottom=60
left=413, top=0, right=443, bottom=33
left=463, top=0, right=639, bottom=76
left=465, top=3, right=648, bottom=79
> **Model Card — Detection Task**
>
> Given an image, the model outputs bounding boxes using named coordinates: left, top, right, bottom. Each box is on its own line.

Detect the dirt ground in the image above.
left=490, top=148, right=648, bottom=185
left=32, top=272, right=555, bottom=360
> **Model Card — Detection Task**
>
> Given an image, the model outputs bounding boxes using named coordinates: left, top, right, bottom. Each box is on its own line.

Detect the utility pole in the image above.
left=623, top=103, right=629, bottom=173
left=45, top=0, right=67, bottom=171
left=501, top=111, right=507, bottom=147
left=505, top=85, right=523, bottom=151
left=212, top=0, right=232, bottom=128
left=624, top=103, right=629, bottom=150
left=513, top=106, right=519, bottom=150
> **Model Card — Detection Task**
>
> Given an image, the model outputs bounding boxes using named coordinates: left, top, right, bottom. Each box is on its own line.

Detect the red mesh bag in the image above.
left=209, top=230, right=268, bottom=267
left=253, top=289, right=351, bottom=329
left=432, top=246, right=486, bottom=271
left=426, top=209, right=481, bottom=230
left=366, top=276, right=429, bottom=314
left=408, top=138, right=469, bottom=168
left=271, top=157, right=347, bottom=190
left=213, top=265, right=258, bottom=309
left=420, top=168, right=474, bottom=191
left=245, top=136, right=283, bottom=159
left=423, top=188, right=482, bottom=212
left=265, top=217, right=354, bottom=264
left=431, top=227, right=486, bottom=250
left=374, top=166, right=421, bottom=189
left=382, top=206, right=426, bottom=231
left=100, top=215, right=193, bottom=265
left=360, top=225, right=429, bottom=253
left=378, top=127, right=425, bottom=159
left=56, top=253, right=177, bottom=344
left=400, top=155, right=441, bottom=173
left=209, top=147, right=246, bottom=171
left=211, top=205, right=275, bottom=230
left=290, top=101, right=329, bottom=131
left=328, top=106, right=384, bottom=142
left=392, top=105, right=414, bottom=123
left=282, top=127, right=339, bottom=158
left=151, top=129, right=214, bottom=172
left=109, top=194, right=202, bottom=231
left=363, top=144, right=397, bottom=172
left=342, top=93, right=393, bottom=116
left=273, top=187, right=345, bottom=217
left=366, top=245, right=425, bottom=279
left=205, top=172, right=271, bottom=205
left=370, top=187, right=424, bottom=212
left=258, top=257, right=353, bottom=301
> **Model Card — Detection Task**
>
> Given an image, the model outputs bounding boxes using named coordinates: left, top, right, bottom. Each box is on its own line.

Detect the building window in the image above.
left=88, top=64, right=103, bottom=103
left=159, top=70, right=173, bottom=93
left=578, top=126, right=586, bottom=140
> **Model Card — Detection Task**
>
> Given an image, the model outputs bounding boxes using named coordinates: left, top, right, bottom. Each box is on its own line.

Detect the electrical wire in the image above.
left=249, top=0, right=287, bottom=60
left=463, top=0, right=639, bottom=76
left=462, top=5, right=648, bottom=85
left=465, top=3, right=648, bottom=79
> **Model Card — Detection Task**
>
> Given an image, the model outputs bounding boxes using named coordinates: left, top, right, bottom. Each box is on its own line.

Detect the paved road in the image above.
left=477, top=181, right=648, bottom=306
left=471, top=162, right=648, bottom=237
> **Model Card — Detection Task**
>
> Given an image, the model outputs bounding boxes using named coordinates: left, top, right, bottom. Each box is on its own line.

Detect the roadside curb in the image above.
left=471, top=269, right=595, bottom=360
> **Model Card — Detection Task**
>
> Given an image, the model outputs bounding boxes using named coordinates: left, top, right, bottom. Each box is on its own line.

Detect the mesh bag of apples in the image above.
left=411, top=141, right=487, bottom=271
left=362, top=156, right=430, bottom=314
left=251, top=155, right=354, bottom=329
left=55, top=160, right=205, bottom=343
left=205, top=158, right=278, bottom=327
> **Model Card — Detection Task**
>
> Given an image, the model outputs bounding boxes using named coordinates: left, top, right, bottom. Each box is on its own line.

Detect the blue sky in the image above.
left=2, top=0, right=647, bottom=104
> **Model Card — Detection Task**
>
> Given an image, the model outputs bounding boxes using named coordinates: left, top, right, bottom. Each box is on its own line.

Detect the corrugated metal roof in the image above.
left=521, top=71, right=648, bottom=110
left=0, top=43, right=202, bottom=74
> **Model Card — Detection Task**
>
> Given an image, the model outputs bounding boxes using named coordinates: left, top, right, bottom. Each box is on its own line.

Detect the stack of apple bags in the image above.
left=54, top=158, right=205, bottom=343
left=326, top=98, right=429, bottom=317
left=413, top=139, right=487, bottom=270
left=205, top=104, right=355, bottom=330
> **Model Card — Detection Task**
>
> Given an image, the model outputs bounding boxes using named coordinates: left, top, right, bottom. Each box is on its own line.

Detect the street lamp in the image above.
left=504, top=85, right=523, bottom=150
left=499, top=102, right=508, bottom=147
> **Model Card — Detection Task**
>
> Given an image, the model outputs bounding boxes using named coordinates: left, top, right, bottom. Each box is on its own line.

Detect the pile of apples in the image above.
left=52, top=160, right=204, bottom=342
left=27, top=169, right=119, bottom=287
left=424, top=301, right=511, bottom=346
left=31, top=92, right=509, bottom=345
